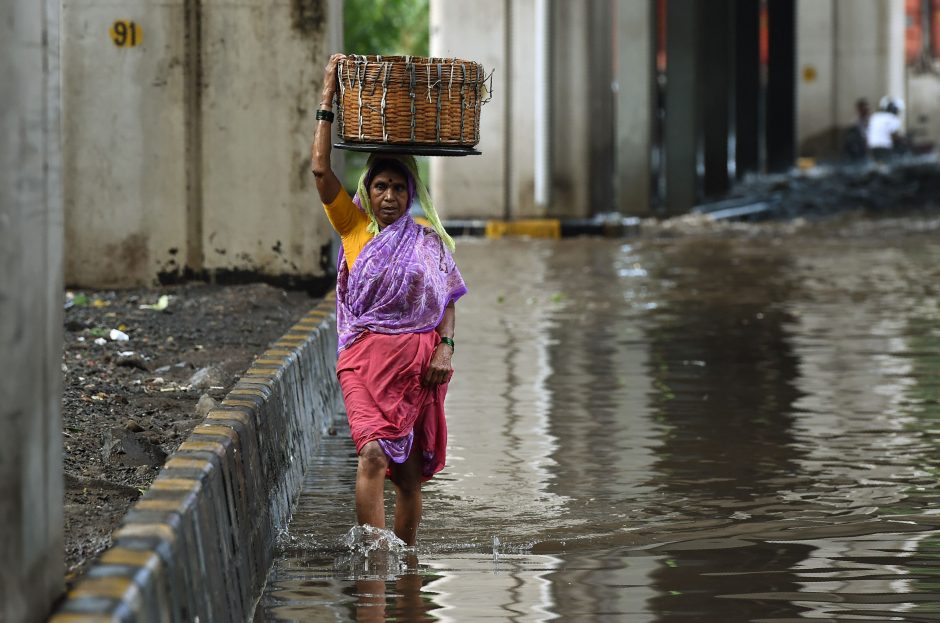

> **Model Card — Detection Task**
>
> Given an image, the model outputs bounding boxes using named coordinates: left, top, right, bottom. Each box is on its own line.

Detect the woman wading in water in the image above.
left=311, top=54, right=467, bottom=545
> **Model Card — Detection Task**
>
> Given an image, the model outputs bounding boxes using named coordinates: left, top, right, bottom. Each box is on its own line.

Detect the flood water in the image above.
left=258, top=215, right=940, bottom=622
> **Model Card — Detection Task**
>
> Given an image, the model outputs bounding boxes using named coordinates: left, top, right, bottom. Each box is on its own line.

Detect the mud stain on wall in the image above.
left=104, top=233, right=149, bottom=285
left=291, top=0, right=326, bottom=36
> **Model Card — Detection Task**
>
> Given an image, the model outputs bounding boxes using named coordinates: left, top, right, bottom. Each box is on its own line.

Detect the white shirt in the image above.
left=867, top=112, right=902, bottom=149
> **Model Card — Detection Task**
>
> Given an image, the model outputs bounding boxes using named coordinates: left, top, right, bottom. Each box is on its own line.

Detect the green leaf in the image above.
left=344, top=0, right=429, bottom=57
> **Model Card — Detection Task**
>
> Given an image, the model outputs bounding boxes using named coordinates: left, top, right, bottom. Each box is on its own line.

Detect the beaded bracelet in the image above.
left=439, top=336, right=455, bottom=351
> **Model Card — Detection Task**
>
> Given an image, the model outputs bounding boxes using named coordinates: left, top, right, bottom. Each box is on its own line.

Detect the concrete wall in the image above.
left=0, top=0, right=64, bottom=621
left=62, top=0, right=188, bottom=287
left=200, top=0, right=336, bottom=278
left=908, top=65, right=940, bottom=148
left=63, top=0, right=340, bottom=288
left=52, top=298, right=341, bottom=622
left=430, top=0, right=507, bottom=220
left=796, top=0, right=837, bottom=156
left=797, top=0, right=907, bottom=158
left=614, top=0, right=653, bottom=217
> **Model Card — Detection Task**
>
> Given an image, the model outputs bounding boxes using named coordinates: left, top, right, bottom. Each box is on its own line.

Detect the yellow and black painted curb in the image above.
left=50, top=293, right=341, bottom=623
left=432, top=218, right=641, bottom=239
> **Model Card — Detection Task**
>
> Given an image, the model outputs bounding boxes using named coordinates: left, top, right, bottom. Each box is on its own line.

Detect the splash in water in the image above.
left=344, top=524, right=408, bottom=555
left=336, top=524, right=415, bottom=579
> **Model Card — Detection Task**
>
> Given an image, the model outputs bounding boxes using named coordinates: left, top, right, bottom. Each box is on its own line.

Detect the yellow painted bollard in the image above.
left=485, top=219, right=562, bottom=239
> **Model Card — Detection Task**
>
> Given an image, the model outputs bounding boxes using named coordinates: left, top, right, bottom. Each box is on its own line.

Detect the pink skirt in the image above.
left=336, top=331, right=448, bottom=480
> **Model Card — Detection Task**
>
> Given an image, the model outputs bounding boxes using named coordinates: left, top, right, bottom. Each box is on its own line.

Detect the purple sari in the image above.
left=336, top=214, right=467, bottom=353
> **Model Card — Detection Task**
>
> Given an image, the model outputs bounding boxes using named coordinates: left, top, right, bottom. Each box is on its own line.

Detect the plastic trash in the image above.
left=110, top=329, right=130, bottom=342
left=72, top=293, right=89, bottom=307
left=139, top=295, right=170, bottom=311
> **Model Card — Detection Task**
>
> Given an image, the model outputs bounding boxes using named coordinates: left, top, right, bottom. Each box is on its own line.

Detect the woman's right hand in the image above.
left=320, top=53, right=346, bottom=109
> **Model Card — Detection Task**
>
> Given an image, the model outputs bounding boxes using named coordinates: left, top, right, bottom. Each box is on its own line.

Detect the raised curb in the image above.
left=50, top=293, right=340, bottom=623
left=439, top=217, right=642, bottom=239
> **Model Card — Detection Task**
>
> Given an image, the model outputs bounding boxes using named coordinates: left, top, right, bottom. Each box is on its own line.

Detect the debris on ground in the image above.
left=62, top=282, right=317, bottom=582
left=641, top=157, right=940, bottom=237
left=709, top=156, right=940, bottom=220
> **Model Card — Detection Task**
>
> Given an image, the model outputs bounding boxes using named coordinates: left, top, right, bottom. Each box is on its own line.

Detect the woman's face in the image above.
left=369, top=169, right=409, bottom=229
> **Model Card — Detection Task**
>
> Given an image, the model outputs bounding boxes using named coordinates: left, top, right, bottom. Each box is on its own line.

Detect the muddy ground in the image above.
left=62, top=282, right=319, bottom=583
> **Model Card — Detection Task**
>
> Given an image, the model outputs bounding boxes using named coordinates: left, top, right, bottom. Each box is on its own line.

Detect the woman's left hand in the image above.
left=423, top=344, right=454, bottom=387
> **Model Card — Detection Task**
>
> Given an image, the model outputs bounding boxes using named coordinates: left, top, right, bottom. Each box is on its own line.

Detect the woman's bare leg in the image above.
left=391, top=449, right=423, bottom=545
left=356, top=441, right=389, bottom=528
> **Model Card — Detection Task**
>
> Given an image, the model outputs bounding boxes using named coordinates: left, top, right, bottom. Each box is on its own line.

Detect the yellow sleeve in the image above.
left=322, top=187, right=368, bottom=237
left=323, top=187, right=372, bottom=270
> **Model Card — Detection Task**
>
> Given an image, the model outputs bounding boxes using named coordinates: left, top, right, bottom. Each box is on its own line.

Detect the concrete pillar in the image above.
left=735, top=0, right=761, bottom=177
left=587, top=0, right=615, bottom=214
left=613, top=0, right=653, bottom=216
left=430, top=0, right=507, bottom=220
left=550, top=1, right=592, bottom=218
left=766, top=0, right=797, bottom=172
left=886, top=0, right=906, bottom=108
left=0, top=0, right=64, bottom=621
left=702, top=0, right=734, bottom=197
left=796, top=0, right=837, bottom=157
left=534, top=0, right=551, bottom=211
left=507, top=0, right=539, bottom=219
left=62, top=0, right=189, bottom=287
left=834, top=1, right=902, bottom=129
left=664, top=0, right=704, bottom=214
left=908, top=68, right=940, bottom=150
left=552, top=0, right=621, bottom=218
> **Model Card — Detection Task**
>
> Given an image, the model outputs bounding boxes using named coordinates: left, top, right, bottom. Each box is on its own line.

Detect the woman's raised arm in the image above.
left=311, top=53, right=345, bottom=205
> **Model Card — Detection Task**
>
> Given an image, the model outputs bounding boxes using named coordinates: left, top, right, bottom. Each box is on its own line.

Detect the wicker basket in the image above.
left=336, top=55, right=488, bottom=148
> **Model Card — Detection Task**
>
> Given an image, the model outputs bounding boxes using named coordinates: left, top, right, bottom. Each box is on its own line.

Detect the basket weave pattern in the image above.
left=337, top=55, right=486, bottom=147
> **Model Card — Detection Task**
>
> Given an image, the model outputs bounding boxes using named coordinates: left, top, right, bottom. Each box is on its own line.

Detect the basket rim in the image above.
left=334, top=141, right=481, bottom=156
left=339, top=54, right=483, bottom=68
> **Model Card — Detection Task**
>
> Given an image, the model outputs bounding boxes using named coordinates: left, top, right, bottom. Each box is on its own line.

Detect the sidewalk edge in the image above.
left=50, top=293, right=339, bottom=623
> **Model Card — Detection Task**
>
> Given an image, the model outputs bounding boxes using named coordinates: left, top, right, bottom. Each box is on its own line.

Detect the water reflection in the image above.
left=427, top=241, right=567, bottom=543
left=641, top=237, right=807, bottom=537
left=422, top=554, right=561, bottom=622
left=260, top=220, right=940, bottom=621
left=630, top=237, right=811, bottom=622
left=350, top=566, right=439, bottom=623
left=540, top=241, right=659, bottom=510
left=263, top=555, right=445, bottom=622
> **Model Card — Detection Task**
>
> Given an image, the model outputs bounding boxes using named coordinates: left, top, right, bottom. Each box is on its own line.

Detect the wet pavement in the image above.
left=258, top=214, right=940, bottom=622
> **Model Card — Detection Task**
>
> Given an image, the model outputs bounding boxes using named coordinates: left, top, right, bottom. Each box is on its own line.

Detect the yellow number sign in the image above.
left=110, top=20, right=142, bottom=48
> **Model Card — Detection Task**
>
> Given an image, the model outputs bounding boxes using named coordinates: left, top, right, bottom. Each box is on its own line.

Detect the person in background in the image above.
left=867, top=97, right=904, bottom=163
left=843, top=98, right=870, bottom=161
